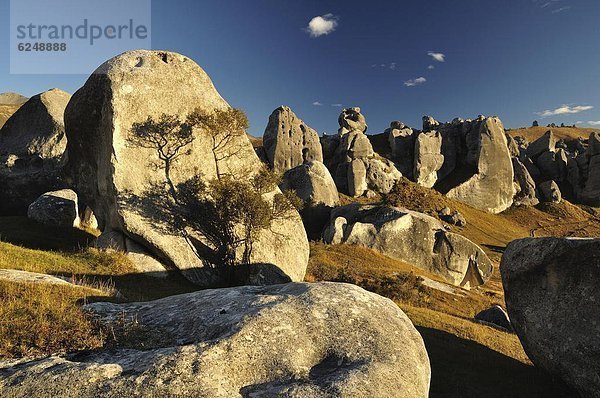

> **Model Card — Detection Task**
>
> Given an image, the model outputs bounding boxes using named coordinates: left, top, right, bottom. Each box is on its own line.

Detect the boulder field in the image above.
left=0, top=283, right=431, bottom=398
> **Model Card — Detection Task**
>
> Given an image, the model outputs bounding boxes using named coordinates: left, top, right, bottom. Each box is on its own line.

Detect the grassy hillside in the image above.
left=507, top=126, right=596, bottom=142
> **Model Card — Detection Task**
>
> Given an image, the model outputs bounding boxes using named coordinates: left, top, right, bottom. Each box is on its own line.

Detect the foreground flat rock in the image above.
left=65, top=50, right=308, bottom=287
left=0, top=282, right=431, bottom=398
left=323, top=204, right=493, bottom=288
left=501, top=237, right=600, bottom=398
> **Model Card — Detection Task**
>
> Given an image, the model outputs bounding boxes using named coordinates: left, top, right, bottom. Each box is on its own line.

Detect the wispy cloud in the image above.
left=372, top=63, right=397, bottom=70
left=576, top=120, right=600, bottom=126
left=427, top=51, right=445, bottom=62
left=331, top=103, right=343, bottom=107
left=537, top=104, right=594, bottom=117
left=404, top=77, right=427, bottom=87
left=312, top=101, right=323, bottom=106
left=305, top=14, right=339, bottom=38
left=427, top=65, right=435, bottom=70
left=533, top=0, right=572, bottom=14
left=552, top=6, right=571, bottom=13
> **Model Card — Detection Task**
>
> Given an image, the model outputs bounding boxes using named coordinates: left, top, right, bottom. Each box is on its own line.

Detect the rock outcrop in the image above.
left=474, top=305, right=512, bottom=332
left=0, top=88, right=71, bottom=214
left=281, top=160, right=340, bottom=239
left=512, top=157, right=539, bottom=206
left=539, top=180, right=561, bottom=203
left=501, top=237, right=600, bottom=398
left=324, top=108, right=402, bottom=197
left=322, top=204, right=493, bottom=287
left=0, top=283, right=431, bottom=398
left=27, top=189, right=80, bottom=228
left=65, top=50, right=309, bottom=287
left=388, top=115, right=514, bottom=213
left=263, top=106, right=323, bottom=173
left=444, top=117, right=515, bottom=214
left=414, top=131, right=444, bottom=188
left=281, top=160, right=339, bottom=208
left=386, top=121, right=415, bottom=178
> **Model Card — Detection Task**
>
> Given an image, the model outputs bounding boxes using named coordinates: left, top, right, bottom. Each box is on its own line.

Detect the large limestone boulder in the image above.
left=280, top=160, right=340, bottom=239
left=27, top=189, right=80, bottom=228
left=414, top=131, right=444, bottom=188
left=386, top=121, right=415, bottom=178
left=445, top=117, right=515, bottom=214
left=0, top=283, right=431, bottom=398
left=263, top=106, right=323, bottom=173
left=65, top=50, right=309, bottom=287
left=281, top=160, right=339, bottom=207
left=512, top=157, right=539, bottom=206
left=526, top=130, right=557, bottom=159
left=539, top=180, right=562, bottom=203
left=501, top=237, right=600, bottom=398
left=323, top=204, right=493, bottom=288
left=0, top=88, right=71, bottom=214
left=579, top=133, right=600, bottom=205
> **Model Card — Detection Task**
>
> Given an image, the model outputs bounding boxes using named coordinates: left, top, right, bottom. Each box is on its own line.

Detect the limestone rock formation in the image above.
left=414, top=132, right=444, bottom=188
left=280, top=160, right=340, bottom=239
left=474, top=305, right=512, bottom=332
left=579, top=133, right=600, bottom=205
left=422, top=115, right=440, bottom=132
left=501, top=237, right=600, bottom=398
left=325, top=108, right=402, bottom=197
left=526, top=130, right=557, bottom=159
left=27, top=189, right=80, bottom=228
left=0, top=88, right=71, bottom=214
left=281, top=160, right=339, bottom=207
left=263, top=106, right=323, bottom=173
left=445, top=117, right=515, bottom=214
left=65, top=50, right=309, bottom=287
left=539, top=180, right=561, bottom=203
left=0, top=283, right=431, bottom=398
left=386, top=121, right=415, bottom=177
left=322, top=204, right=493, bottom=288
left=512, top=157, right=539, bottom=206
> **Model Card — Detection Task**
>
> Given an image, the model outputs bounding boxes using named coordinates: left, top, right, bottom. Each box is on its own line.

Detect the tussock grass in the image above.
left=0, top=280, right=107, bottom=359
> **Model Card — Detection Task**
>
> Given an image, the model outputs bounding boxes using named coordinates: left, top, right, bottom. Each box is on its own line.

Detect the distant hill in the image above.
left=0, top=92, right=28, bottom=106
left=507, top=126, right=597, bottom=142
left=0, top=105, right=22, bottom=129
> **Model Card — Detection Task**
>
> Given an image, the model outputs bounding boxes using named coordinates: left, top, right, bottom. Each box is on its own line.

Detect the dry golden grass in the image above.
left=507, top=126, right=596, bottom=142
left=0, top=280, right=108, bottom=359
left=307, top=242, right=578, bottom=397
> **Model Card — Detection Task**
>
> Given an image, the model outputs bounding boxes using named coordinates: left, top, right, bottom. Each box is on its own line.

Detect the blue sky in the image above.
left=1, top=0, right=600, bottom=136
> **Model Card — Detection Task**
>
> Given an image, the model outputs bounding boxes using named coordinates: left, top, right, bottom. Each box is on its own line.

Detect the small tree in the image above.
left=129, top=114, right=195, bottom=197
left=188, top=108, right=249, bottom=179
left=128, top=108, right=300, bottom=282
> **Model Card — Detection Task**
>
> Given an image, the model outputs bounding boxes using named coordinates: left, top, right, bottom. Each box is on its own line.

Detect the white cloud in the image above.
left=306, top=14, right=339, bottom=38
left=312, top=101, right=323, bottom=106
left=552, top=6, right=571, bottom=13
left=389, top=62, right=397, bottom=70
left=404, top=77, right=427, bottom=87
left=427, top=65, right=435, bottom=70
left=537, top=104, right=594, bottom=117
left=577, top=121, right=600, bottom=126
left=427, top=51, right=445, bottom=62
left=331, top=103, right=343, bottom=107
